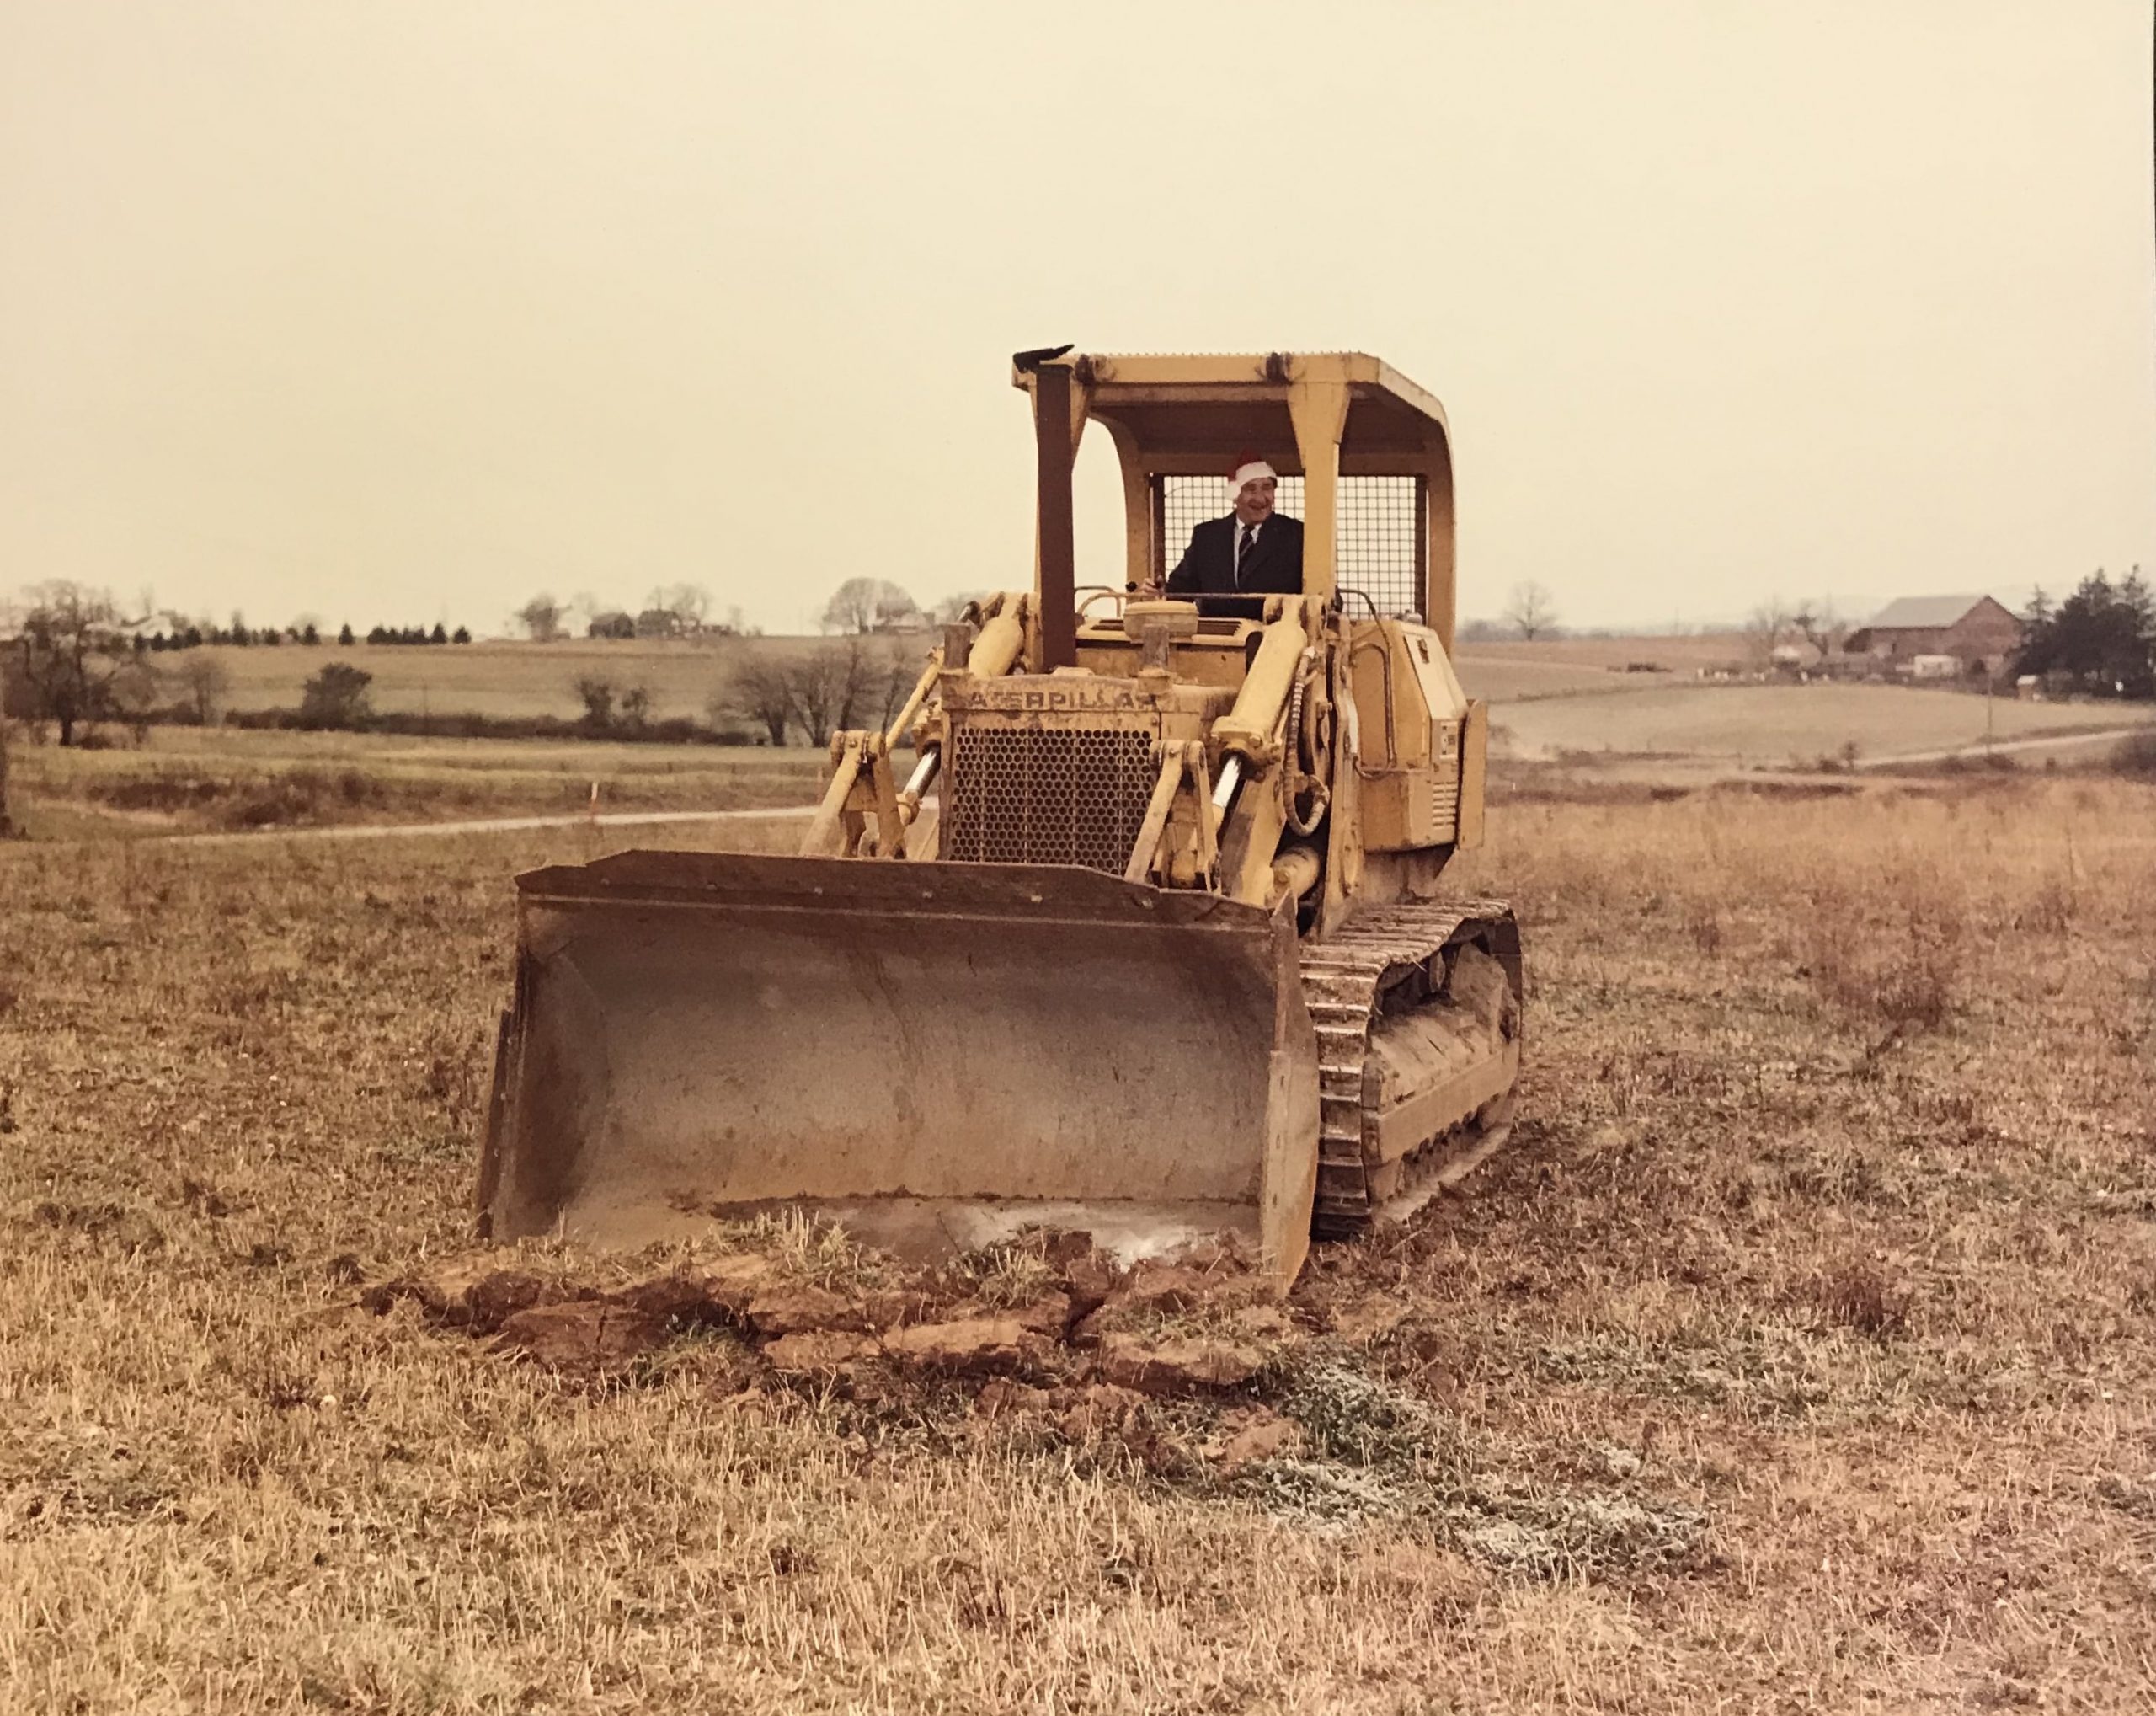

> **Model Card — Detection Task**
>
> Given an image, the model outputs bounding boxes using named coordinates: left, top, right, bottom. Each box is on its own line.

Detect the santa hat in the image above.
left=1228, top=453, right=1278, bottom=498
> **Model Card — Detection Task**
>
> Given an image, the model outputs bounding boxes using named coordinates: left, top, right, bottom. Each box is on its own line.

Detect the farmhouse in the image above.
left=1845, top=594, right=2022, bottom=675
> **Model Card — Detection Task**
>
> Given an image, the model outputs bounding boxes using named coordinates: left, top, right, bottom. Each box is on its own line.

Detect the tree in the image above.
left=175, top=654, right=232, bottom=726
left=297, top=662, right=375, bottom=730
left=571, top=675, right=617, bottom=732
left=931, top=591, right=987, bottom=625
left=719, top=656, right=794, bottom=745
left=8, top=581, right=156, bottom=746
left=451, top=625, right=472, bottom=644
left=516, top=595, right=567, bottom=642
left=338, top=623, right=356, bottom=646
left=429, top=621, right=449, bottom=645
left=786, top=636, right=890, bottom=746
left=821, top=577, right=919, bottom=636
left=648, top=583, right=712, bottom=633
left=1742, top=597, right=1794, bottom=669
left=1790, top=601, right=1844, bottom=657
left=2016, top=569, right=2154, bottom=698
left=1502, top=580, right=1559, bottom=642
left=618, top=686, right=653, bottom=730
left=300, top=622, right=321, bottom=647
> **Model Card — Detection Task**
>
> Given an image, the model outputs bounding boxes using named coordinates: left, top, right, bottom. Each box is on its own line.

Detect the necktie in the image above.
left=1237, top=523, right=1257, bottom=587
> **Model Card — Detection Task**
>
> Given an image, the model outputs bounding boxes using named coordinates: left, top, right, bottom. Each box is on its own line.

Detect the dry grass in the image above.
left=1492, top=682, right=2153, bottom=765
left=3, top=778, right=2154, bottom=1709
left=5, top=727, right=824, bottom=837
left=138, top=637, right=865, bottom=722
left=166, top=634, right=1694, bottom=723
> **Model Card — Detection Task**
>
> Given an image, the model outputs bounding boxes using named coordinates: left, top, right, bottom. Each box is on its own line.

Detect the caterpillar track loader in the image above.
left=478, top=350, right=1522, bottom=1286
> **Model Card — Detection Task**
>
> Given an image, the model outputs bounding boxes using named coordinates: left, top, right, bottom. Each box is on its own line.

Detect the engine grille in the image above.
left=942, top=724, right=1158, bottom=873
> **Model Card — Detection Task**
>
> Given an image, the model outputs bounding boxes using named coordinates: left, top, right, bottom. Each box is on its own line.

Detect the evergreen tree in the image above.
left=337, top=623, right=355, bottom=647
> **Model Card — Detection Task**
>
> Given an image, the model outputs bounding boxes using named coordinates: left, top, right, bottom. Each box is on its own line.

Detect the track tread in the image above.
left=1300, top=898, right=1521, bottom=1240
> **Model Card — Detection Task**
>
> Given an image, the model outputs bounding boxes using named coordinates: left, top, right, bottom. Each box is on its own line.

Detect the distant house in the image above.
left=1844, top=595, right=2022, bottom=676
left=586, top=611, right=636, bottom=640
left=635, top=608, right=683, bottom=640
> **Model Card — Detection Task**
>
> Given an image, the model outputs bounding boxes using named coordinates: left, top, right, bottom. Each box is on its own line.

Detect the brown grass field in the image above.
left=3, top=729, right=824, bottom=840
left=141, top=634, right=1724, bottom=724
left=1491, top=682, right=2153, bottom=768
left=3, top=768, right=2153, bottom=1711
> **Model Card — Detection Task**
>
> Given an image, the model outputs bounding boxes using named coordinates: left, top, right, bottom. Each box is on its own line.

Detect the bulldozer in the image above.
left=478, top=350, right=1522, bottom=1287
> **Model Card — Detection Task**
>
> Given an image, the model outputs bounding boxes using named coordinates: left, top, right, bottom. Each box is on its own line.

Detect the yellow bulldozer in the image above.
left=478, top=350, right=1522, bottom=1286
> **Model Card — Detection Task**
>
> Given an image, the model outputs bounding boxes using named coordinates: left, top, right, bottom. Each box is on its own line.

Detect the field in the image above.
left=1491, top=682, right=2153, bottom=769
left=4, top=773, right=2153, bottom=1711
left=132, top=634, right=1724, bottom=724
left=2, top=728, right=824, bottom=840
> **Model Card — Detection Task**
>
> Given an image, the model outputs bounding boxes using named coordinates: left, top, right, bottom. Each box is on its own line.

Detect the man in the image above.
left=1161, top=456, right=1304, bottom=610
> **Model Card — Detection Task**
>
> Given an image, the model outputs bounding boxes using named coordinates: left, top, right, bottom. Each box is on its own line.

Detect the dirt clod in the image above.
left=1097, top=1332, right=1264, bottom=1396
left=765, top=1329, right=880, bottom=1377
left=746, top=1284, right=865, bottom=1338
left=884, top=1316, right=1048, bottom=1377
left=493, top=1301, right=669, bottom=1371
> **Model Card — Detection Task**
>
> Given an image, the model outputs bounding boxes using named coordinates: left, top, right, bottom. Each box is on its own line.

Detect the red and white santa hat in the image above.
left=1227, top=452, right=1278, bottom=499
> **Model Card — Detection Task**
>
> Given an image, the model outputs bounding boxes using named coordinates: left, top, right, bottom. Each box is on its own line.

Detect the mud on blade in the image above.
left=478, top=852, right=1321, bottom=1283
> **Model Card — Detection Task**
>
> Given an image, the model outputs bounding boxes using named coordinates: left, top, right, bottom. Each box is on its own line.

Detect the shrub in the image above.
left=297, top=663, right=375, bottom=730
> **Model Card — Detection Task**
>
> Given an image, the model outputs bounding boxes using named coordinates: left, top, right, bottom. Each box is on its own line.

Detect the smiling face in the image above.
left=1232, top=475, right=1276, bottom=526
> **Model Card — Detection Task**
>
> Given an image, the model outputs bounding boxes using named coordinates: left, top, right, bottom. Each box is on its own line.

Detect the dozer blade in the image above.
left=478, top=851, right=1321, bottom=1284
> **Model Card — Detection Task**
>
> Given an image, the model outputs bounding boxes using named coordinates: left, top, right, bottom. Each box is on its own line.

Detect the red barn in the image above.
left=1845, top=595, right=2023, bottom=675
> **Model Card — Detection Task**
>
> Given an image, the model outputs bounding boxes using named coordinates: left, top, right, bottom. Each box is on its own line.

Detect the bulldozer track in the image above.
left=1300, top=898, right=1521, bottom=1240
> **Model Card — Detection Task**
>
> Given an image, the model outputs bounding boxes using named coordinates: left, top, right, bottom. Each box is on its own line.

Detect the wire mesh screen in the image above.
left=1157, top=476, right=1423, bottom=617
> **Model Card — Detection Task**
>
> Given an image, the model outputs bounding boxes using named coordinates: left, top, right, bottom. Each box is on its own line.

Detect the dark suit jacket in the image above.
left=1165, top=514, right=1305, bottom=613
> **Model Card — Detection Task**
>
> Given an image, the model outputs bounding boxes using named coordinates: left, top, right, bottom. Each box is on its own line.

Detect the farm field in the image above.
left=138, top=634, right=1720, bottom=725
left=144, top=638, right=910, bottom=724
left=1492, top=682, right=2153, bottom=767
left=3, top=728, right=824, bottom=839
left=3, top=778, right=2153, bottom=1710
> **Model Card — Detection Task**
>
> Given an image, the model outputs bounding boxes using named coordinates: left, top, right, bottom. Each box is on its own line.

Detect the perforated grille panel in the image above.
left=1159, top=475, right=1424, bottom=617
left=943, top=724, right=1158, bottom=873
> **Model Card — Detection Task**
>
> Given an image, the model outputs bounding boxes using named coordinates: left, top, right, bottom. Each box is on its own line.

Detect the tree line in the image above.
left=2020, top=569, right=2154, bottom=699
left=512, top=579, right=979, bottom=643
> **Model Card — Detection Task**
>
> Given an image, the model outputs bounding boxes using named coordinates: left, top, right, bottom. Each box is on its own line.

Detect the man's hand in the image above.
left=1129, top=578, right=1164, bottom=601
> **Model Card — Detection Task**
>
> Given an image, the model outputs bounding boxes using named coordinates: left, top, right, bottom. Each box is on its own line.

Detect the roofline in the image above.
left=1012, top=350, right=1449, bottom=435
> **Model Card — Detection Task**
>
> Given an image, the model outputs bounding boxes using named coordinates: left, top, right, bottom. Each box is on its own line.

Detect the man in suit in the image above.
left=1160, top=457, right=1304, bottom=613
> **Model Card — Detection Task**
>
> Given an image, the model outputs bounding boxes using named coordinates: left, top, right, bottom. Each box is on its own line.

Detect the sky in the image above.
left=3, top=2, right=2151, bottom=636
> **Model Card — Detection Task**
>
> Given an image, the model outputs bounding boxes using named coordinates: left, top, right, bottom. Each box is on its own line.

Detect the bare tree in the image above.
left=8, top=581, right=155, bottom=746
left=821, top=577, right=918, bottom=636
left=931, top=591, right=987, bottom=625
left=1743, top=598, right=1794, bottom=668
left=516, top=594, right=567, bottom=642
left=175, top=654, right=232, bottom=725
left=648, top=583, right=712, bottom=632
left=787, top=638, right=890, bottom=746
left=1790, top=600, right=1845, bottom=657
left=718, top=655, right=796, bottom=746
left=1502, top=580, right=1559, bottom=642
left=878, top=641, right=924, bottom=730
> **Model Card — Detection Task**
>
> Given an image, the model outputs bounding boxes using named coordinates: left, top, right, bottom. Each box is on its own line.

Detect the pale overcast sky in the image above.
left=3, top=2, right=2151, bottom=635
